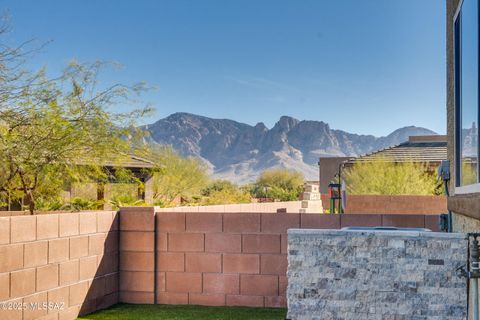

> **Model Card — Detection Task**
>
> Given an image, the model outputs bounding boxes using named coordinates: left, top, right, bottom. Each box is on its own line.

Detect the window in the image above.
left=455, top=0, right=480, bottom=190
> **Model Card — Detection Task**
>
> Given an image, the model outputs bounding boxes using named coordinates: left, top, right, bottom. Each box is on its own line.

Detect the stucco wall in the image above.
left=318, top=157, right=350, bottom=194
left=287, top=229, right=468, bottom=320
left=447, top=0, right=459, bottom=196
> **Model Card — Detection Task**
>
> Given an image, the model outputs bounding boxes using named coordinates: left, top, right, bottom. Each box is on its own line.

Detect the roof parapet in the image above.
left=408, top=135, right=447, bottom=143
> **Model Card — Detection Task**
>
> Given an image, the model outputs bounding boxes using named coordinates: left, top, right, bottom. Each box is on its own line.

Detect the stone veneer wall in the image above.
left=287, top=229, right=468, bottom=320
left=0, top=211, right=118, bottom=320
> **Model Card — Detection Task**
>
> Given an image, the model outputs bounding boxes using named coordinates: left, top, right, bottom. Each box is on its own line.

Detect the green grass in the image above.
left=77, top=303, right=287, bottom=320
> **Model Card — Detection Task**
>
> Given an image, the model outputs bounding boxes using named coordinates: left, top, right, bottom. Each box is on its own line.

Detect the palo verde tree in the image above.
left=0, top=23, right=151, bottom=213
left=145, top=145, right=209, bottom=207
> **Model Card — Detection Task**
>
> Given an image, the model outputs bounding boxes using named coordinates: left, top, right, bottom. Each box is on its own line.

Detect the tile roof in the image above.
left=76, top=154, right=156, bottom=169
left=345, top=140, right=447, bottom=165
left=102, top=155, right=156, bottom=169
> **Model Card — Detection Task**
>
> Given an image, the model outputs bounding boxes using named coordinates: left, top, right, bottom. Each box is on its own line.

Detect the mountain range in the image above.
left=143, top=112, right=437, bottom=183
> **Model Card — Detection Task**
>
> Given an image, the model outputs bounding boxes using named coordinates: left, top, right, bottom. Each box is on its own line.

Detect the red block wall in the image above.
left=119, top=209, right=441, bottom=309
left=320, top=194, right=447, bottom=214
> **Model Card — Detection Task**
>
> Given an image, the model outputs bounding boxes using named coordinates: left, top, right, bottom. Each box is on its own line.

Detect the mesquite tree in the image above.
left=0, top=22, right=150, bottom=213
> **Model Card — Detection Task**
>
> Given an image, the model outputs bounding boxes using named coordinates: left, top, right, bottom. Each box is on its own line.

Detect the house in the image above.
left=1, top=155, right=157, bottom=211
left=318, top=156, right=350, bottom=194
left=447, top=0, right=480, bottom=231
left=343, top=135, right=447, bottom=170
left=67, top=154, right=157, bottom=207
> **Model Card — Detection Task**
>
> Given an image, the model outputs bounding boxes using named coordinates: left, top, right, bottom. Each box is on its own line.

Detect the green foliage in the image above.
left=201, top=180, right=236, bottom=196
left=344, top=159, right=441, bottom=195
left=109, top=195, right=146, bottom=210
left=200, top=180, right=251, bottom=205
left=0, top=24, right=152, bottom=213
left=153, top=199, right=166, bottom=207
left=34, top=197, right=64, bottom=211
left=109, top=167, right=143, bottom=185
left=251, top=169, right=305, bottom=201
left=0, top=57, right=150, bottom=213
left=146, top=145, right=209, bottom=207
left=106, top=183, right=139, bottom=201
left=59, top=197, right=104, bottom=212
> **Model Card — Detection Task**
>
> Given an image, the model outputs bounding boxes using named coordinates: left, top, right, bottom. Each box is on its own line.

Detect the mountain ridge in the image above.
left=143, top=112, right=437, bottom=183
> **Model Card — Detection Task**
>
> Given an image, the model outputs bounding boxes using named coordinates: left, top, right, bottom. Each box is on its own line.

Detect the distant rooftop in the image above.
left=407, top=135, right=447, bottom=143
left=345, top=135, right=447, bottom=166
left=102, top=155, right=156, bottom=169
left=76, top=154, right=156, bottom=170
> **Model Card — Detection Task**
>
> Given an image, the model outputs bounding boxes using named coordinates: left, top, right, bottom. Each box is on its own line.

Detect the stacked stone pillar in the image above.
left=299, top=184, right=323, bottom=214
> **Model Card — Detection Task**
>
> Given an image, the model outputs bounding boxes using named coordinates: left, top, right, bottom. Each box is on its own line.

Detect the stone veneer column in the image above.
left=287, top=229, right=468, bottom=319
left=119, top=207, right=156, bottom=303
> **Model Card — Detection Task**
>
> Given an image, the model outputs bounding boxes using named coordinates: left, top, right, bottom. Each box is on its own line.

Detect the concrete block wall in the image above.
left=154, top=212, right=293, bottom=308
left=118, top=207, right=156, bottom=304
left=345, top=195, right=447, bottom=214
left=321, top=195, right=447, bottom=214
left=0, top=208, right=444, bottom=320
left=154, top=195, right=447, bottom=215
left=154, top=201, right=304, bottom=213
left=287, top=229, right=468, bottom=319
left=120, top=209, right=442, bottom=309
left=0, top=211, right=118, bottom=320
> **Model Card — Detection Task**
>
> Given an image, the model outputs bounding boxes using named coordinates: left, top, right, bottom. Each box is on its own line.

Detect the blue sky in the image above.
left=1, top=0, right=445, bottom=136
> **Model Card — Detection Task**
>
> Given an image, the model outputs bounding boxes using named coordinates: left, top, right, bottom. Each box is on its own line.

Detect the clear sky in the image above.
left=1, top=0, right=446, bottom=136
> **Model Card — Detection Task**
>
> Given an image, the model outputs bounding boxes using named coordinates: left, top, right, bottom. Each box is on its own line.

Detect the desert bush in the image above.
left=60, top=197, right=104, bottom=211
left=200, top=180, right=251, bottom=205
left=251, top=169, right=304, bottom=201
left=344, top=159, right=441, bottom=195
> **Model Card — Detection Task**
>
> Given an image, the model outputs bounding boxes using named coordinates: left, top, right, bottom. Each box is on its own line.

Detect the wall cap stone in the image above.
left=287, top=228, right=467, bottom=239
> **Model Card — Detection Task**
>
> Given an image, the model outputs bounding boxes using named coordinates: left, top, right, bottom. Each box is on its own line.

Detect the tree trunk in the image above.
left=18, top=171, right=35, bottom=214
left=26, top=190, right=35, bottom=215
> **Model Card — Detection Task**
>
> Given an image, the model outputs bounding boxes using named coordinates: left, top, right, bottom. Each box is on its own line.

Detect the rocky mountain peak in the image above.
left=254, top=122, right=268, bottom=131
left=274, top=115, right=300, bottom=131
left=144, top=113, right=437, bottom=183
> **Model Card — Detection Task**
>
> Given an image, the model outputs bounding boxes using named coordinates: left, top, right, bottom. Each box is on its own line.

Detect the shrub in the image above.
left=60, top=197, right=104, bottom=211
left=200, top=180, right=251, bottom=205
left=251, top=169, right=304, bottom=201
left=344, top=159, right=441, bottom=195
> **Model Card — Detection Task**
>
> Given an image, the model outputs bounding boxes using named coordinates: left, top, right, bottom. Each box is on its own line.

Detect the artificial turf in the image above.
left=77, top=303, right=287, bottom=320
